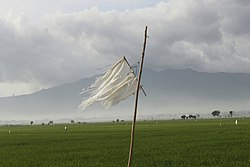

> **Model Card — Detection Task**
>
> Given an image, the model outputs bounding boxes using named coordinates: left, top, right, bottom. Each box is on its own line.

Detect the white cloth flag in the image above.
left=79, top=57, right=137, bottom=110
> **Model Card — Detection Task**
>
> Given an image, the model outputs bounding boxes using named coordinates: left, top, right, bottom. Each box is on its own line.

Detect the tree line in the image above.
left=181, top=110, right=235, bottom=119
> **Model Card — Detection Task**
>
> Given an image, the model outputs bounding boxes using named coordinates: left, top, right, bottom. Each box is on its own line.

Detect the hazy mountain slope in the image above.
left=1, top=68, right=250, bottom=121
left=140, top=68, right=250, bottom=116
left=0, top=76, right=95, bottom=120
left=143, top=68, right=250, bottom=99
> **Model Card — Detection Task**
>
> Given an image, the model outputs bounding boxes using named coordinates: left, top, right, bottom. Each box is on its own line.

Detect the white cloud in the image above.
left=1, top=0, right=250, bottom=96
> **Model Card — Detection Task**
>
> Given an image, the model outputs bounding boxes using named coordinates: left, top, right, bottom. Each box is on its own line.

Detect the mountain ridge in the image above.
left=1, top=68, right=250, bottom=121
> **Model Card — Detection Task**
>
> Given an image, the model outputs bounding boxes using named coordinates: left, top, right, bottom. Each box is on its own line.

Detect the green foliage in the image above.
left=0, top=118, right=250, bottom=167
left=229, top=111, right=234, bottom=117
left=212, top=110, right=220, bottom=117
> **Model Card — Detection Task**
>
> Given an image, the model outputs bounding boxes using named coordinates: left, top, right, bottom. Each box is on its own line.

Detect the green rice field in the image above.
left=0, top=118, right=250, bottom=167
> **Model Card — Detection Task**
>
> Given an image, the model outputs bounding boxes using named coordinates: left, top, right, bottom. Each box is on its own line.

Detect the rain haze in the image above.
left=1, top=0, right=250, bottom=121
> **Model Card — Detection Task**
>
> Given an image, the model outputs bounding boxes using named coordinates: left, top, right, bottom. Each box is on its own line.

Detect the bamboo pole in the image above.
left=123, top=56, right=147, bottom=97
left=127, top=26, right=148, bottom=167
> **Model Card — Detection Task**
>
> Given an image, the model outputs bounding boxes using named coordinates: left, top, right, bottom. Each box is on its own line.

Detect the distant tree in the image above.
left=116, top=119, right=119, bottom=123
left=30, top=121, right=33, bottom=125
left=41, top=123, right=45, bottom=125
left=48, top=121, right=53, bottom=125
left=229, top=111, right=234, bottom=117
left=188, top=115, right=197, bottom=119
left=211, top=110, right=220, bottom=117
left=181, top=115, right=186, bottom=119
left=70, top=120, right=75, bottom=124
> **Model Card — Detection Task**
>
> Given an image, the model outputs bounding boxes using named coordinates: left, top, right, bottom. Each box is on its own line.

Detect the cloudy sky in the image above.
left=0, top=0, right=250, bottom=97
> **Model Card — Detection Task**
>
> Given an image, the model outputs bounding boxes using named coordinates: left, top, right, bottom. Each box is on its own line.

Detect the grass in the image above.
left=0, top=118, right=250, bottom=167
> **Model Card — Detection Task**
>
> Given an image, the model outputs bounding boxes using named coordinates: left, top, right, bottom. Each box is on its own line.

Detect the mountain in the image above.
left=1, top=68, right=250, bottom=122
